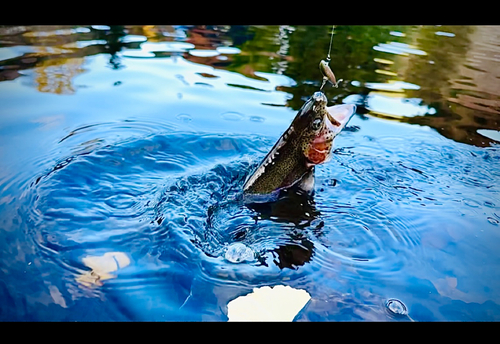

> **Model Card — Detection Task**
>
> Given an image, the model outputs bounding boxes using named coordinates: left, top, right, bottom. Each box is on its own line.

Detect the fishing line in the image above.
left=326, top=25, right=334, bottom=62
left=319, top=25, right=341, bottom=91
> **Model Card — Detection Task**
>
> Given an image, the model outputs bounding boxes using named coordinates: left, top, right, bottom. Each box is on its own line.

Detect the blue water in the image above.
left=1, top=25, right=500, bottom=321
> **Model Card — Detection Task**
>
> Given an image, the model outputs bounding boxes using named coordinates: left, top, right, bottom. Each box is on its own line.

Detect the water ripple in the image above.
left=22, top=130, right=270, bottom=292
left=16, top=122, right=500, bottom=319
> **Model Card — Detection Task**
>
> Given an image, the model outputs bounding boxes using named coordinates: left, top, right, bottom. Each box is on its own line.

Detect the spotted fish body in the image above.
left=243, top=91, right=356, bottom=202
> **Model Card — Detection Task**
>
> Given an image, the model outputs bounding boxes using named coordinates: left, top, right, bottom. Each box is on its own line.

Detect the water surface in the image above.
left=1, top=25, right=500, bottom=321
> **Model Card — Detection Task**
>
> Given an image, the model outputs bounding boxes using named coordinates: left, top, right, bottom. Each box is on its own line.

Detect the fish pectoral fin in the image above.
left=294, top=169, right=315, bottom=193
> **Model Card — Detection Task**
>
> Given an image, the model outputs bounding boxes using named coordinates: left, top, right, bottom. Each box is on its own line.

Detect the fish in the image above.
left=243, top=91, right=356, bottom=203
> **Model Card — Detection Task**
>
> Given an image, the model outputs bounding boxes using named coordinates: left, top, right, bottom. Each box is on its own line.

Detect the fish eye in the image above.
left=311, top=118, right=322, bottom=130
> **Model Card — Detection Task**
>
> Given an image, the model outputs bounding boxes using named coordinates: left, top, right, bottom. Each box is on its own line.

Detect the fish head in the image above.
left=293, top=91, right=356, bottom=166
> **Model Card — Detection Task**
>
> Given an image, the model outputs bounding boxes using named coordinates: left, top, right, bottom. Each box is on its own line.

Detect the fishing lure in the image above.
left=319, top=25, right=341, bottom=90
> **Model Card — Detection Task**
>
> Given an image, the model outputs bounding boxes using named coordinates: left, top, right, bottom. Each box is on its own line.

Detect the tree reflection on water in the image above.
left=0, top=24, right=498, bottom=147
left=403, top=25, right=500, bottom=147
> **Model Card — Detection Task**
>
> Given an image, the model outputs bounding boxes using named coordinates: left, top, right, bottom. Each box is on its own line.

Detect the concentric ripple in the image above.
left=22, top=130, right=263, bottom=291
left=18, top=122, right=500, bottom=320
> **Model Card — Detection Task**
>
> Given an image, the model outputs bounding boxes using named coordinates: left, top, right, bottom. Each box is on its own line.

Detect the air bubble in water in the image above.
left=224, top=243, right=254, bottom=263
left=385, top=298, right=408, bottom=316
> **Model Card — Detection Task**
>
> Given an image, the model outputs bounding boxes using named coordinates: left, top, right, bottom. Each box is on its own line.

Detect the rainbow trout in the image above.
left=243, top=91, right=355, bottom=202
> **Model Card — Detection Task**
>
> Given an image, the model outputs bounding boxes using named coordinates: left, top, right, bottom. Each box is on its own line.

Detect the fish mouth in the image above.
left=325, top=103, right=357, bottom=135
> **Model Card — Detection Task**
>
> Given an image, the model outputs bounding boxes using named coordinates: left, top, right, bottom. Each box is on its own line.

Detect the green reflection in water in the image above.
left=1, top=25, right=498, bottom=147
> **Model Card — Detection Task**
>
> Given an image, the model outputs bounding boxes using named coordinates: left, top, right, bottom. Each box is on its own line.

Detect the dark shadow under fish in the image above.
left=247, top=185, right=320, bottom=270
left=243, top=91, right=356, bottom=203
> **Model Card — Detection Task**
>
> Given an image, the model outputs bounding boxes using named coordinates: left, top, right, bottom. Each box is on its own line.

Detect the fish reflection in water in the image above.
left=246, top=189, right=321, bottom=270
left=203, top=185, right=321, bottom=270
